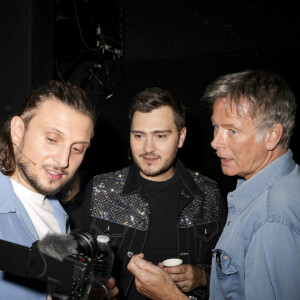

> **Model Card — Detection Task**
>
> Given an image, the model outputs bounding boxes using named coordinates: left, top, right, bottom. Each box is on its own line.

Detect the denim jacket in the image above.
left=210, top=150, right=300, bottom=300
left=89, top=160, right=226, bottom=299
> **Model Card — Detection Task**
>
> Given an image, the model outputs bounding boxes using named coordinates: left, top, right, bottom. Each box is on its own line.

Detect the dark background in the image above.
left=1, top=0, right=299, bottom=198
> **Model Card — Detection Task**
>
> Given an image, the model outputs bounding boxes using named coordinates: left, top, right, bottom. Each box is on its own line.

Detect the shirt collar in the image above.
left=11, top=178, right=46, bottom=205
left=228, top=149, right=296, bottom=214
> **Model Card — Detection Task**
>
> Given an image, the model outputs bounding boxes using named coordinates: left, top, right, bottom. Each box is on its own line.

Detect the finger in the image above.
left=127, top=253, right=144, bottom=269
left=134, top=255, right=157, bottom=272
left=127, top=255, right=141, bottom=275
left=173, top=279, right=193, bottom=292
left=107, top=277, right=116, bottom=288
left=136, top=253, right=145, bottom=259
left=128, top=254, right=156, bottom=278
left=170, top=273, right=186, bottom=282
left=109, top=286, right=119, bottom=299
left=158, top=262, right=164, bottom=269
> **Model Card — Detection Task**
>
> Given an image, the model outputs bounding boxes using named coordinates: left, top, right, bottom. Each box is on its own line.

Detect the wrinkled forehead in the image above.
left=214, top=96, right=254, bottom=119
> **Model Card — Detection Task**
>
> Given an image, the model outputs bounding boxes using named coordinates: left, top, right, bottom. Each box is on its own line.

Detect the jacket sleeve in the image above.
left=245, top=221, right=300, bottom=299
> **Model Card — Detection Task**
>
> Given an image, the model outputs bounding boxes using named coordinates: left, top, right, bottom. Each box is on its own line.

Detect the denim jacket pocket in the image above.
left=212, top=249, right=242, bottom=298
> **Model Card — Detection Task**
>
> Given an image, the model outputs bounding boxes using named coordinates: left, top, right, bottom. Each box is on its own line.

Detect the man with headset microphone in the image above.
left=0, top=81, right=118, bottom=299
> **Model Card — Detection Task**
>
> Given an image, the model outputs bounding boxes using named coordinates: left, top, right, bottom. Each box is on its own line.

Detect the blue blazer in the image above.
left=0, top=172, right=69, bottom=299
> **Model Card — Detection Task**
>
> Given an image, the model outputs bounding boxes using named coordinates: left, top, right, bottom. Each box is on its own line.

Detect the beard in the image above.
left=132, top=147, right=178, bottom=178
left=16, top=158, right=68, bottom=196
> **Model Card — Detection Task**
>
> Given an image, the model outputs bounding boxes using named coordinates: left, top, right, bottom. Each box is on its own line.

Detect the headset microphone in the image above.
left=14, top=143, right=36, bottom=165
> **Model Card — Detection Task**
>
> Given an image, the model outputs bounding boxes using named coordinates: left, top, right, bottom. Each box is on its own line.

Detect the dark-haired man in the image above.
left=74, top=87, right=225, bottom=299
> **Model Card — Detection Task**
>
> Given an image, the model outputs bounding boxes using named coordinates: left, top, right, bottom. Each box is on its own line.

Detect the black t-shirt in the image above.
left=127, top=169, right=189, bottom=300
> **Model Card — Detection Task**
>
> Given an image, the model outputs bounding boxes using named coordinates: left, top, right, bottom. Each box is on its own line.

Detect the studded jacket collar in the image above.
left=122, top=159, right=202, bottom=196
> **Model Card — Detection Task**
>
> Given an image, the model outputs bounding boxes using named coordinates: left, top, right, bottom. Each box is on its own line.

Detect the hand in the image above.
left=160, top=263, right=206, bottom=292
left=88, top=276, right=119, bottom=300
left=128, top=254, right=188, bottom=300
left=107, top=277, right=119, bottom=300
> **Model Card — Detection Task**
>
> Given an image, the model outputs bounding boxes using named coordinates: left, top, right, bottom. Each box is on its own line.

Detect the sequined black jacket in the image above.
left=88, top=160, right=226, bottom=299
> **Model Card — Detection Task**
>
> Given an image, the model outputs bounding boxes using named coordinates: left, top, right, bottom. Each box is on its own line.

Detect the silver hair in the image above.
left=202, top=70, right=297, bottom=149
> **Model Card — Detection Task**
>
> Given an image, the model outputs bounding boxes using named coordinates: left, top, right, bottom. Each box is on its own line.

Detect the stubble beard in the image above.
left=16, top=157, right=67, bottom=195
left=133, top=147, right=178, bottom=178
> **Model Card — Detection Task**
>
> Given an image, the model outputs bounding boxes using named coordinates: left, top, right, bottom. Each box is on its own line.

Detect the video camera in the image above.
left=0, top=229, right=104, bottom=299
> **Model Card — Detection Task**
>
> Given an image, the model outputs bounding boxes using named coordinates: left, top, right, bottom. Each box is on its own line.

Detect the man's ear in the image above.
left=10, top=116, right=25, bottom=146
left=178, top=127, right=187, bottom=148
left=265, top=124, right=283, bottom=151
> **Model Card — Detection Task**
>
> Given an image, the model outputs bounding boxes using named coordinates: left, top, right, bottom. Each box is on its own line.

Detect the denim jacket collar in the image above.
left=228, top=149, right=296, bottom=214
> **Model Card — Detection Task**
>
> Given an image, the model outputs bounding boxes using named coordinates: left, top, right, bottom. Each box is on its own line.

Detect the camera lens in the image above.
left=71, top=229, right=98, bottom=258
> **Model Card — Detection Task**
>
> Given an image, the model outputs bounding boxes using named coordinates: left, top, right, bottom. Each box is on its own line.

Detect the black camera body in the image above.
left=0, top=230, right=99, bottom=300
left=30, top=246, right=93, bottom=298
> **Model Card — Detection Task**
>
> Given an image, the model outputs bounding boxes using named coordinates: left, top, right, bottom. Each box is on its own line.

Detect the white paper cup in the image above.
left=162, top=258, right=183, bottom=267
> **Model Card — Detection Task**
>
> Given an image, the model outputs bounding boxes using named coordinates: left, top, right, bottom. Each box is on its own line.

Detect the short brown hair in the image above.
left=129, top=87, right=185, bottom=132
